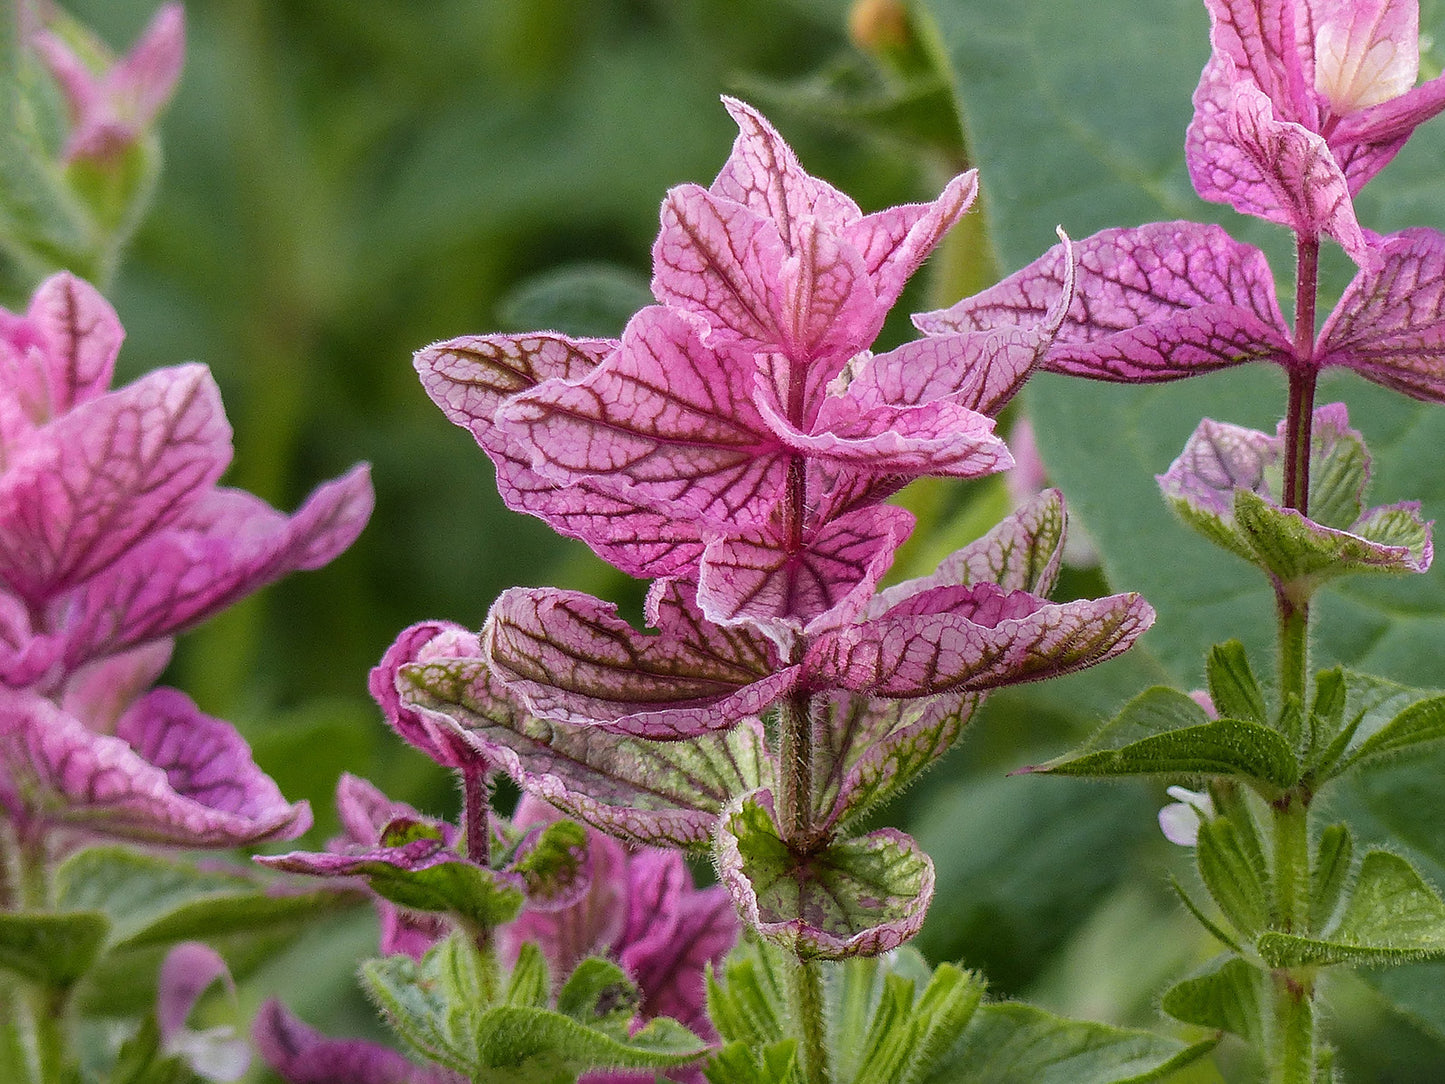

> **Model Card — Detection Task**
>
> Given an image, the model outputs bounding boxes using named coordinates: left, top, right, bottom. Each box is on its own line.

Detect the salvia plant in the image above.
left=5, top=0, right=1445, bottom=1082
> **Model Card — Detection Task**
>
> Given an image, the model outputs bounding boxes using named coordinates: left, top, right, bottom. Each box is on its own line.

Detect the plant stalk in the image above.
left=788, top=955, right=832, bottom=1084
left=1282, top=235, right=1320, bottom=516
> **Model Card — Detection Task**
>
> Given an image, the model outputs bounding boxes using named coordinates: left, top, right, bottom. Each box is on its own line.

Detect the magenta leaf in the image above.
left=484, top=580, right=800, bottom=738
left=918, top=223, right=1291, bottom=383
left=867, top=488, right=1068, bottom=616
left=616, top=849, right=736, bottom=1034
left=695, top=503, right=913, bottom=644
left=1186, top=0, right=1445, bottom=252
left=717, top=792, right=933, bottom=959
left=496, top=306, right=786, bottom=530
left=400, top=653, right=769, bottom=849
left=254, top=999, right=460, bottom=1084
left=1316, top=228, right=1445, bottom=402
left=416, top=333, right=705, bottom=579
left=0, top=687, right=309, bottom=846
left=62, top=465, right=373, bottom=667
left=805, top=582, right=1153, bottom=699
left=369, top=621, right=489, bottom=771
left=0, top=272, right=123, bottom=426
left=652, top=97, right=977, bottom=367
left=0, top=364, right=231, bottom=605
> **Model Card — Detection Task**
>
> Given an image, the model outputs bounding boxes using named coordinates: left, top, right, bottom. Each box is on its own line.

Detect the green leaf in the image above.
left=1233, top=489, right=1429, bottom=596
left=1259, top=851, right=1445, bottom=968
left=1196, top=815, right=1270, bottom=940
left=1310, top=824, right=1354, bottom=934
left=511, top=818, right=590, bottom=907
left=368, top=859, right=525, bottom=929
left=1041, top=718, right=1298, bottom=788
left=850, top=962, right=986, bottom=1084
left=1338, top=695, right=1445, bottom=776
left=108, top=1015, right=197, bottom=1084
left=363, top=934, right=707, bottom=1082
left=707, top=942, right=789, bottom=1047
left=504, top=942, right=549, bottom=1009
left=1160, top=956, right=1265, bottom=1045
left=54, top=848, right=253, bottom=943
left=705, top=1040, right=802, bottom=1084
left=1206, top=641, right=1268, bottom=726
left=555, top=957, right=639, bottom=1035
left=0, top=911, right=108, bottom=988
left=0, top=1006, right=34, bottom=1084
left=718, top=796, right=933, bottom=959
left=926, top=1001, right=1216, bottom=1083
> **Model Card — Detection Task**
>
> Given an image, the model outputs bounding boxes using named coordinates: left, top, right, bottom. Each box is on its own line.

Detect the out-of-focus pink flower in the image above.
left=1186, top=0, right=1445, bottom=264
left=0, top=272, right=372, bottom=846
left=32, top=3, right=185, bottom=162
left=157, top=942, right=250, bottom=1081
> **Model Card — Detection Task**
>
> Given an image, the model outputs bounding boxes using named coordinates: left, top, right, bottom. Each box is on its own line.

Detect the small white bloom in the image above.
left=1158, top=785, right=1214, bottom=847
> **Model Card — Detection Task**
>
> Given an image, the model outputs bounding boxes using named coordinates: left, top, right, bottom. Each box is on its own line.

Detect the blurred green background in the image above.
left=38, top=0, right=1445, bottom=1079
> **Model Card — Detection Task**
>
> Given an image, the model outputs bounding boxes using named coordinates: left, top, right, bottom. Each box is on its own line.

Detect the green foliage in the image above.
left=361, top=933, right=707, bottom=1083
left=1160, top=957, right=1265, bottom=1046
left=0, top=911, right=109, bottom=988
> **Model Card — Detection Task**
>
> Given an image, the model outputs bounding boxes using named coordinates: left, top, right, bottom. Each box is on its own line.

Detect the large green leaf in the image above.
left=0, top=911, right=109, bottom=988
left=926, top=1001, right=1214, bottom=1083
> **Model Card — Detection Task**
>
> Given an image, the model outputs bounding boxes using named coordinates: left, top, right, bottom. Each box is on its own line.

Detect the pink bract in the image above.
left=32, top=3, right=186, bottom=162
left=923, top=223, right=1445, bottom=404
left=0, top=273, right=372, bottom=846
left=1187, top=0, right=1445, bottom=263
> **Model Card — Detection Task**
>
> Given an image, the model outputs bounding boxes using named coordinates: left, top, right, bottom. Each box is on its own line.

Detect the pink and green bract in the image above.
left=0, top=273, right=373, bottom=848
left=396, top=98, right=1155, bottom=959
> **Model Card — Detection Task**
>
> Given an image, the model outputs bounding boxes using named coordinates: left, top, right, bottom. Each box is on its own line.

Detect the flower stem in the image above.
left=1282, top=235, right=1319, bottom=515
left=460, top=765, right=494, bottom=956
left=1276, top=589, right=1310, bottom=708
left=788, top=955, right=832, bottom=1084
left=1270, top=968, right=1316, bottom=1084
left=776, top=690, right=814, bottom=846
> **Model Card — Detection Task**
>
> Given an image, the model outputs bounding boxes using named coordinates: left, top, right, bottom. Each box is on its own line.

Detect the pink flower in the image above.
left=1186, top=0, right=1445, bottom=264
left=0, top=273, right=372, bottom=845
left=32, top=3, right=185, bottom=162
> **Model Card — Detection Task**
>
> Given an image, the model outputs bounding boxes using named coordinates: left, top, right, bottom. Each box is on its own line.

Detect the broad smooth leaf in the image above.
left=0, top=910, right=109, bottom=988
left=1159, top=956, right=1265, bottom=1045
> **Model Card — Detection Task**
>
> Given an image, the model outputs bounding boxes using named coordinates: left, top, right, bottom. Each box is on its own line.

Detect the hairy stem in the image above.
left=15, top=828, right=69, bottom=1084
left=788, top=955, right=832, bottom=1084
left=461, top=765, right=493, bottom=955
left=1277, top=589, right=1310, bottom=708
left=1283, top=235, right=1319, bottom=515
left=1271, top=969, right=1316, bottom=1084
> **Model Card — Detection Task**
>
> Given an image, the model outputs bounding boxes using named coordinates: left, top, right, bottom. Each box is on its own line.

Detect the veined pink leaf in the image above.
left=496, top=306, right=788, bottom=530
left=866, top=489, right=1068, bottom=617
left=0, top=687, right=309, bottom=846
left=1316, top=228, right=1445, bottom=401
left=717, top=792, right=933, bottom=959
left=62, top=465, right=373, bottom=667
left=0, top=273, right=123, bottom=427
left=805, top=582, right=1154, bottom=699
left=416, top=333, right=704, bottom=578
left=0, top=364, right=231, bottom=604
left=695, top=503, right=913, bottom=644
left=756, top=385, right=1012, bottom=478
left=653, top=97, right=975, bottom=367
left=918, top=222, right=1291, bottom=383
left=484, top=580, right=800, bottom=738
left=369, top=621, right=489, bottom=771
left=400, top=653, right=768, bottom=849
left=1188, top=0, right=1445, bottom=244
left=60, top=640, right=173, bottom=732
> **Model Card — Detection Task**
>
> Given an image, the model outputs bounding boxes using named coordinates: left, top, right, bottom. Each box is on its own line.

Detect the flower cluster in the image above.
left=390, top=98, right=1154, bottom=960
left=0, top=273, right=373, bottom=849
